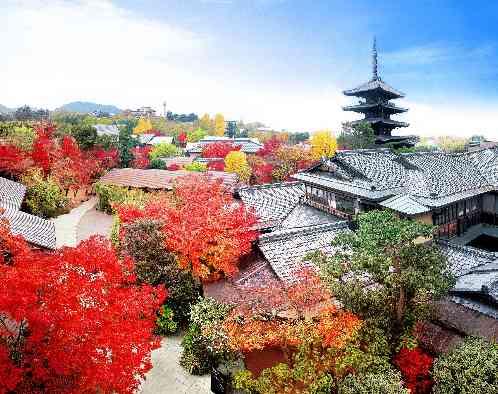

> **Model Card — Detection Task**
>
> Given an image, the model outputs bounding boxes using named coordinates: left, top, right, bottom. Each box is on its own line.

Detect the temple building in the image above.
left=343, top=39, right=417, bottom=147
left=205, top=147, right=498, bottom=353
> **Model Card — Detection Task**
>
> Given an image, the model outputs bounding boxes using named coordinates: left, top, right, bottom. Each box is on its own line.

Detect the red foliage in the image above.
left=257, top=136, right=282, bottom=158
left=202, top=142, right=240, bottom=159
left=0, top=144, right=28, bottom=177
left=251, top=162, right=273, bottom=184
left=86, top=147, right=119, bottom=172
left=394, top=347, right=434, bottom=394
left=167, top=163, right=181, bottom=171
left=207, top=159, right=225, bottom=171
left=131, top=146, right=152, bottom=169
left=0, top=221, right=166, bottom=393
left=178, top=132, right=187, bottom=145
left=31, top=123, right=57, bottom=174
left=116, top=175, right=258, bottom=281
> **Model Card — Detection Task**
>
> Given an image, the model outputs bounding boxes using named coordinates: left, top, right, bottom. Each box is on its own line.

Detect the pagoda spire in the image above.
left=372, top=36, right=378, bottom=80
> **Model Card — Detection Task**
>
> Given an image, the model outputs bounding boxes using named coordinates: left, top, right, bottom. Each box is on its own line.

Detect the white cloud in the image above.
left=2, top=1, right=498, bottom=140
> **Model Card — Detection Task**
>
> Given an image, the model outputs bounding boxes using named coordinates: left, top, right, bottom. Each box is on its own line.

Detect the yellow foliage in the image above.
left=199, top=113, right=211, bottom=131
left=310, top=130, right=337, bottom=159
left=224, top=151, right=251, bottom=182
left=133, top=118, right=153, bottom=134
left=214, top=113, right=225, bottom=137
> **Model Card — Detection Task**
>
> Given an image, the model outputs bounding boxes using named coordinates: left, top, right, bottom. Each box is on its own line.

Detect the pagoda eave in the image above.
left=342, top=104, right=408, bottom=114
left=351, top=118, right=409, bottom=128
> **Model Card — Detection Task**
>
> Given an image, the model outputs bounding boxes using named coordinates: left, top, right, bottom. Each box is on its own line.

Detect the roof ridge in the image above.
left=259, top=221, right=348, bottom=244
left=238, top=181, right=303, bottom=192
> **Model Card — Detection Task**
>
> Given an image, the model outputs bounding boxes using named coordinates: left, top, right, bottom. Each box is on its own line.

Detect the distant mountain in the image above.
left=57, top=101, right=122, bottom=114
left=0, top=104, right=14, bottom=114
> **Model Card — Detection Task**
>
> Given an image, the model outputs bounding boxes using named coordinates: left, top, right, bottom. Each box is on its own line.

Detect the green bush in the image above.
left=120, top=218, right=201, bottom=327
left=338, top=370, right=408, bottom=394
left=149, top=158, right=166, bottom=169
left=110, top=215, right=120, bottom=248
left=5, top=125, right=36, bottom=151
left=432, top=337, right=498, bottom=394
left=184, top=162, right=207, bottom=172
left=149, top=143, right=178, bottom=160
left=22, top=169, right=68, bottom=218
left=156, top=305, right=178, bottom=335
left=71, top=124, right=98, bottom=150
left=94, top=183, right=148, bottom=214
left=180, top=298, right=234, bottom=375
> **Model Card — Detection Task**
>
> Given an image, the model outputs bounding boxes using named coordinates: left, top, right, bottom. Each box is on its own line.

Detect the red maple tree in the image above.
left=0, top=145, right=29, bottom=177
left=0, top=220, right=166, bottom=393
left=117, top=174, right=258, bottom=281
left=394, top=347, right=434, bottom=394
left=131, top=146, right=152, bottom=169
left=201, top=142, right=240, bottom=159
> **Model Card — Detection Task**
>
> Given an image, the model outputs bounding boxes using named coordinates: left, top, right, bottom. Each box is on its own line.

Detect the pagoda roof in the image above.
left=351, top=118, right=409, bottom=128
left=343, top=78, right=405, bottom=100
left=343, top=102, right=408, bottom=114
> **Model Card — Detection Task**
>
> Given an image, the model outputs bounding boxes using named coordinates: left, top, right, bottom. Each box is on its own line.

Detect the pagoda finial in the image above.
left=372, top=36, right=378, bottom=80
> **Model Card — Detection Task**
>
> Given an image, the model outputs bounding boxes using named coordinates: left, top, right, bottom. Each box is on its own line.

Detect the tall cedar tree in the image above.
left=0, top=220, right=166, bottom=393
left=312, top=210, right=454, bottom=346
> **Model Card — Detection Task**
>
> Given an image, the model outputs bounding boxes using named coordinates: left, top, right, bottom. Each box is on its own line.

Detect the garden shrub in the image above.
left=71, top=124, right=97, bottom=150
left=149, top=143, right=178, bottom=160
left=22, top=168, right=68, bottom=218
left=338, top=369, right=409, bottom=394
left=94, top=183, right=148, bottom=214
left=432, top=337, right=498, bottom=394
left=156, top=305, right=178, bottom=335
left=394, top=346, right=433, bottom=394
left=180, top=297, right=233, bottom=375
left=149, top=157, right=166, bottom=169
left=120, top=218, right=201, bottom=327
left=5, top=125, right=36, bottom=151
left=184, top=162, right=207, bottom=172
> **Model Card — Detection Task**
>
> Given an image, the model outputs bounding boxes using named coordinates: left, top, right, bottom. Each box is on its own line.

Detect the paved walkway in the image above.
left=76, top=205, right=114, bottom=242
left=52, top=197, right=100, bottom=247
left=139, top=336, right=211, bottom=394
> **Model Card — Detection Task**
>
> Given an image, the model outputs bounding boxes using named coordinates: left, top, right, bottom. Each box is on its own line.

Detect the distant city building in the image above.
left=123, top=106, right=157, bottom=118
left=343, top=38, right=417, bottom=147
left=93, top=124, right=120, bottom=136
left=468, top=135, right=498, bottom=151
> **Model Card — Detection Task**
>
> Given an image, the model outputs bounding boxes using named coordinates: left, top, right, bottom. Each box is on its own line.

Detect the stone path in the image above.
left=139, top=336, right=211, bottom=394
left=52, top=197, right=100, bottom=247
left=76, top=205, right=114, bottom=243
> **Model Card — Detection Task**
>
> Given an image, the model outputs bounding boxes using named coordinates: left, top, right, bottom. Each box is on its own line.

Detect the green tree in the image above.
left=338, top=121, right=376, bottom=150
left=149, top=143, right=178, bottom=160
left=118, top=120, right=138, bottom=167
left=432, top=337, right=498, bottom=394
left=311, top=210, right=454, bottom=347
left=71, top=124, right=98, bottom=150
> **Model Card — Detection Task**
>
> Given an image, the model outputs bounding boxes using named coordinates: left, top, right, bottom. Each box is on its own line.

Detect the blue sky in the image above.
left=3, top=0, right=498, bottom=138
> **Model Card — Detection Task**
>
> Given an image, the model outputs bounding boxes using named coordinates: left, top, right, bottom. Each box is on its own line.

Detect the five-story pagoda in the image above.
left=343, top=39, right=416, bottom=147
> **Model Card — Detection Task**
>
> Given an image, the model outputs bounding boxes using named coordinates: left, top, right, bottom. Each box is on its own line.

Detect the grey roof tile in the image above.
left=258, top=222, right=349, bottom=283
left=239, top=182, right=305, bottom=229
left=379, top=195, right=430, bottom=215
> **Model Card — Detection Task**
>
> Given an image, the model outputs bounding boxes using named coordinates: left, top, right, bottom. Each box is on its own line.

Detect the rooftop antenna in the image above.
left=372, top=36, right=379, bottom=80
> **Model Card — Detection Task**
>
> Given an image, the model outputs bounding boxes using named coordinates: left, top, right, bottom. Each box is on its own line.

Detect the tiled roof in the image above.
left=343, top=78, right=405, bottom=99
left=94, top=124, right=119, bottom=136
left=238, top=182, right=305, bottom=229
left=258, top=222, right=349, bottom=283
left=279, top=202, right=342, bottom=229
left=294, top=148, right=498, bottom=208
left=0, top=176, right=26, bottom=210
left=438, top=240, right=498, bottom=316
left=379, top=195, right=430, bottom=215
left=160, top=156, right=195, bottom=167
left=1, top=203, right=56, bottom=250
left=99, top=168, right=238, bottom=190
left=146, top=136, right=174, bottom=145
left=0, top=177, right=56, bottom=249
left=187, top=136, right=263, bottom=154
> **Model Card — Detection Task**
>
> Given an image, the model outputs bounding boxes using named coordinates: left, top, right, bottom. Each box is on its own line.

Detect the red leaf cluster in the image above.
left=0, top=145, right=29, bottom=177
left=131, top=146, right=152, bottom=169
left=167, top=163, right=181, bottom=171
left=207, top=159, right=225, bottom=171
left=201, top=142, right=240, bottom=159
left=116, top=174, right=258, bottom=281
left=0, top=220, right=166, bottom=393
left=394, top=347, right=434, bottom=394
left=257, top=135, right=282, bottom=158
left=178, top=132, right=187, bottom=144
